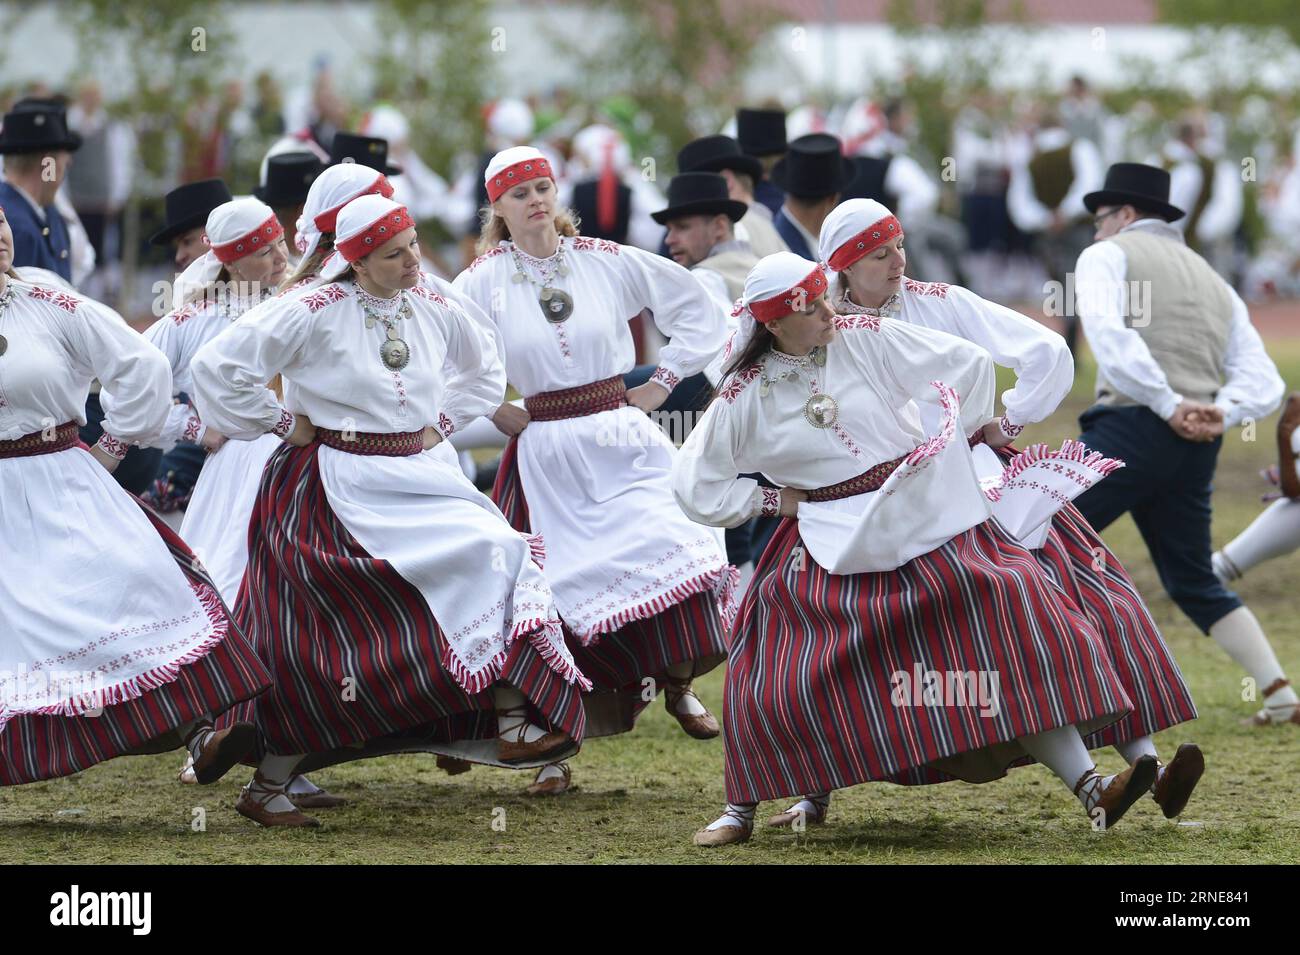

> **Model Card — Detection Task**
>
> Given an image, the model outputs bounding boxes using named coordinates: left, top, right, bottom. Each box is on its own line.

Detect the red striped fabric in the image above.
left=722, top=517, right=1134, bottom=804
left=490, top=435, right=728, bottom=738
left=225, top=441, right=585, bottom=757
left=986, top=444, right=1197, bottom=747
left=0, top=503, right=271, bottom=785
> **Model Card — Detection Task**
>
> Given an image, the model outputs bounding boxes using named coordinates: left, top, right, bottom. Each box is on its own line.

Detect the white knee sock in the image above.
left=1209, top=606, right=1298, bottom=707
left=664, top=662, right=707, bottom=717
left=1216, top=499, right=1300, bottom=582
left=252, top=754, right=306, bottom=814
left=1114, top=736, right=1161, bottom=791
left=785, top=792, right=832, bottom=818
left=535, top=762, right=567, bottom=783
left=287, top=774, right=323, bottom=796
left=705, top=802, right=756, bottom=831
left=494, top=684, right=547, bottom=742
left=1019, top=725, right=1095, bottom=795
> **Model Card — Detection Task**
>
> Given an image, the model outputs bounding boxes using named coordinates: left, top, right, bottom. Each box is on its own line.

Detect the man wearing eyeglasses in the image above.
left=1070, top=162, right=1299, bottom=730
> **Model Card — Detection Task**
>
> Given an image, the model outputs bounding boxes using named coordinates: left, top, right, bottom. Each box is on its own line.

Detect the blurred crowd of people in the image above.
left=5, top=68, right=1300, bottom=321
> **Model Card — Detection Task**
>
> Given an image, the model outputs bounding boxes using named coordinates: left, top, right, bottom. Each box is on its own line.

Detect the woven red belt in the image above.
left=524, top=375, right=627, bottom=422
left=806, top=453, right=907, bottom=502
left=316, top=427, right=425, bottom=457
left=0, top=421, right=83, bottom=459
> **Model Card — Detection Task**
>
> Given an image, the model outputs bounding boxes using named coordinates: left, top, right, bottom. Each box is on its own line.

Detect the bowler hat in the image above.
left=255, top=152, right=324, bottom=207
left=149, top=178, right=233, bottom=245
left=329, top=132, right=402, bottom=176
left=652, top=172, right=749, bottom=225
left=0, top=106, right=82, bottom=154
left=676, top=135, right=763, bottom=182
left=1083, top=162, right=1185, bottom=222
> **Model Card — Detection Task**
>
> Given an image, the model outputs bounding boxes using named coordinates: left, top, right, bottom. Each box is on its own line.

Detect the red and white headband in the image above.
left=737, top=252, right=829, bottom=325
left=484, top=146, right=554, bottom=203
left=295, top=163, right=395, bottom=260
left=335, top=199, right=416, bottom=263
left=819, top=197, right=904, bottom=272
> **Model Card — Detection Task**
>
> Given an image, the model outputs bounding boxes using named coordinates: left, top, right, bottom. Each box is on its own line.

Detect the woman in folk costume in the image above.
left=675, top=252, right=1159, bottom=847
left=817, top=200, right=1204, bottom=818
left=453, top=146, right=737, bottom=796
left=0, top=206, right=270, bottom=789
left=190, top=195, right=589, bottom=828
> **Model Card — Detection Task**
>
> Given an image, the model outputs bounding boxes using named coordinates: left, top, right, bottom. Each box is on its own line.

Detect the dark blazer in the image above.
left=773, top=207, right=813, bottom=259
left=0, top=181, right=72, bottom=281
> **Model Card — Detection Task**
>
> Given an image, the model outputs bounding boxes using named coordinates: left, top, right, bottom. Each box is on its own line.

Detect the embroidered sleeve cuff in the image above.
left=436, top=412, right=456, bottom=439
left=998, top=415, right=1025, bottom=439
left=754, top=486, right=782, bottom=518
left=96, top=433, right=129, bottom=460
left=181, top=412, right=204, bottom=445
left=271, top=409, right=295, bottom=438
left=649, top=365, right=683, bottom=393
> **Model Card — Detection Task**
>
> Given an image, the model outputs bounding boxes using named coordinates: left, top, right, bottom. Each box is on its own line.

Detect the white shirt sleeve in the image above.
left=190, top=298, right=303, bottom=440
left=942, top=286, right=1074, bottom=426
left=1197, top=160, right=1244, bottom=244
left=1005, top=162, right=1052, bottom=233
left=435, top=297, right=507, bottom=436
left=1060, top=138, right=1104, bottom=219
left=1215, top=285, right=1285, bottom=428
left=64, top=298, right=172, bottom=447
left=1074, top=241, right=1182, bottom=420
left=672, top=395, right=764, bottom=528
left=868, top=318, right=997, bottom=437
left=618, top=245, right=727, bottom=388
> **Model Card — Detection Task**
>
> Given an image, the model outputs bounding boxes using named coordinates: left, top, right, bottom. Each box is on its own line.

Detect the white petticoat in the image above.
left=316, top=444, right=582, bottom=691
left=179, top=433, right=282, bottom=605
left=516, top=406, right=732, bottom=641
left=0, top=447, right=225, bottom=727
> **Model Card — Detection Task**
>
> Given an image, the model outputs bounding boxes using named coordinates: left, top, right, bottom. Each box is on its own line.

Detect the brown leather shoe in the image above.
left=1152, top=743, right=1204, bottom=819
left=1277, top=393, right=1300, bottom=500
left=664, top=679, right=721, bottom=740
left=498, top=730, right=573, bottom=765
left=693, top=811, right=753, bottom=848
left=436, top=754, right=473, bottom=776
left=525, top=762, right=572, bottom=796
left=1075, top=755, right=1158, bottom=831
left=767, top=800, right=829, bottom=828
left=236, top=775, right=321, bottom=829
left=190, top=722, right=256, bottom=785
left=289, top=786, right=348, bottom=810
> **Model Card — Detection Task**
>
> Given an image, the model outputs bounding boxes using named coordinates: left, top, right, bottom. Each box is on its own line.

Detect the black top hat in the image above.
left=1083, top=162, right=1185, bottom=223
left=652, top=172, right=749, bottom=225
left=328, top=132, right=402, bottom=176
left=770, top=133, right=855, bottom=200
left=676, top=135, right=763, bottom=183
left=736, top=108, right=787, bottom=158
left=149, top=178, right=233, bottom=246
left=255, top=152, right=324, bottom=207
left=0, top=106, right=82, bottom=155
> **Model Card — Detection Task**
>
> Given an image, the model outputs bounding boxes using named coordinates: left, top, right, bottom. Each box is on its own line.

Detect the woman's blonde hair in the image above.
left=180, top=265, right=233, bottom=308
left=279, top=235, right=337, bottom=291
left=475, top=205, right=580, bottom=257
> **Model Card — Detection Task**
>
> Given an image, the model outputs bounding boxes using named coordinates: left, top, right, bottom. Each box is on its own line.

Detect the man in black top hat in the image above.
left=1071, top=162, right=1299, bottom=731
left=0, top=103, right=81, bottom=282
left=149, top=177, right=233, bottom=272
left=256, top=151, right=324, bottom=252
left=769, top=133, right=854, bottom=260
left=736, top=107, right=787, bottom=218
left=676, top=135, right=786, bottom=258
left=328, top=132, right=402, bottom=176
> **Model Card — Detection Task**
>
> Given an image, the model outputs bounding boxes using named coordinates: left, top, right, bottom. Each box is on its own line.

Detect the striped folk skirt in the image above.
left=0, top=504, right=271, bottom=786
left=989, top=444, right=1198, bottom=746
left=723, top=517, right=1134, bottom=805
left=494, top=436, right=728, bottom=737
left=226, top=441, right=585, bottom=766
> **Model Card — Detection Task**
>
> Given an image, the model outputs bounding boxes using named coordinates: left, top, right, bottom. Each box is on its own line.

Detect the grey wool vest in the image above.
left=1093, top=227, right=1233, bottom=408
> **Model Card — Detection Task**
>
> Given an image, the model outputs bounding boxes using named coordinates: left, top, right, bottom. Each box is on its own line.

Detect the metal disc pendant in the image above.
left=512, top=272, right=527, bottom=284
left=380, top=336, right=411, bottom=370
left=812, top=344, right=827, bottom=367
left=557, top=264, right=570, bottom=277
left=539, top=287, right=574, bottom=324
left=0, top=334, right=7, bottom=357
left=804, top=392, right=839, bottom=429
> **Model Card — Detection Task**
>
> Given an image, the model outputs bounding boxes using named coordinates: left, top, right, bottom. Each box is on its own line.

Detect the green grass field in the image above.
left=3, top=342, right=1298, bottom=864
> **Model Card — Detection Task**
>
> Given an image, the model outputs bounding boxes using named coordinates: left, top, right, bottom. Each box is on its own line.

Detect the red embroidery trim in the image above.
left=903, top=278, right=950, bottom=298
left=749, top=266, right=828, bottom=324
left=209, top=214, right=284, bottom=264
left=272, top=409, right=295, bottom=437
left=486, top=156, right=553, bottom=203
left=337, top=207, right=415, bottom=262
left=0, top=421, right=80, bottom=458
left=832, top=313, right=882, bottom=331
left=465, top=246, right=507, bottom=273
left=759, top=487, right=781, bottom=516
left=96, top=433, right=129, bottom=460
left=437, top=413, right=455, bottom=438
left=571, top=236, right=621, bottom=255
left=524, top=375, right=627, bottom=421
left=719, top=364, right=762, bottom=403
left=826, top=215, right=903, bottom=271
left=649, top=366, right=681, bottom=392
left=316, top=426, right=424, bottom=456
left=409, top=285, right=448, bottom=308
left=301, top=283, right=349, bottom=312
left=27, top=285, right=80, bottom=313
left=313, top=175, right=394, bottom=233
left=181, top=413, right=202, bottom=443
